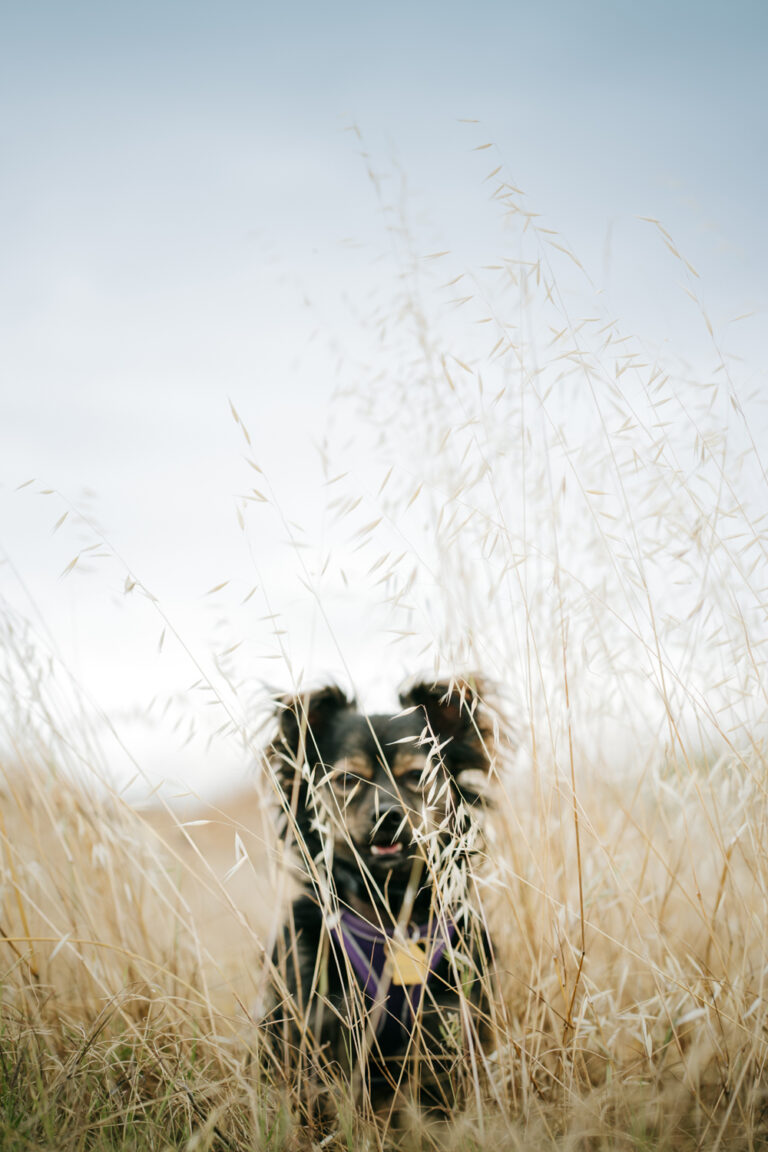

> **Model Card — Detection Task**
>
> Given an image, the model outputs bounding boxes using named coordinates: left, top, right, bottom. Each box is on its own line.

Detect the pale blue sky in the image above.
left=1, top=1, right=765, bottom=793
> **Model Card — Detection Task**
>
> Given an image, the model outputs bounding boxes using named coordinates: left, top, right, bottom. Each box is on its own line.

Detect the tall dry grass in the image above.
left=1, top=149, right=767, bottom=1148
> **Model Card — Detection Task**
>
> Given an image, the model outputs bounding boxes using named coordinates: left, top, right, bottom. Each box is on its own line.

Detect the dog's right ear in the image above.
left=268, top=685, right=354, bottom=853
left=270, top=684, right=354, bottom=777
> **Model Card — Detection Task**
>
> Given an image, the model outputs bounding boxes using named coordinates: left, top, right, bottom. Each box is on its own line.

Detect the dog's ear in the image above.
left=271, top=684, right=354, bottom=775
left=398, top=675, right=488, bottom=741
left=268, top=685, right=354, bottom=854
left=398, top=675, right=494, bottom=801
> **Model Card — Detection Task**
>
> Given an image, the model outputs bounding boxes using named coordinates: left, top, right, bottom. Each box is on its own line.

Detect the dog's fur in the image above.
left=263, top=677, right=497, bottom=1113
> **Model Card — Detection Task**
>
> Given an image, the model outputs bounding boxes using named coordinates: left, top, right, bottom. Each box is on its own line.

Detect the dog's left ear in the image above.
left=398, top=675, right=494, bottom=799
left=399, top=675, right=488, bottom=740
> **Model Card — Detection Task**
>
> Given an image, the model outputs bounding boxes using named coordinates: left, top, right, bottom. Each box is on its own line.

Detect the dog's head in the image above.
left=267, top=678, right=495, bottom=880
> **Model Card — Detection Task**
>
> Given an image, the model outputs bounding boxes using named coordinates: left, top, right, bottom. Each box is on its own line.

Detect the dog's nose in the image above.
left=372, top=806, right=406, bottom=844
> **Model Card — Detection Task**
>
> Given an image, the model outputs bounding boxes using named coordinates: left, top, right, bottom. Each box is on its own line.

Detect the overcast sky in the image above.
left=1, top=1, right=765, bottom=796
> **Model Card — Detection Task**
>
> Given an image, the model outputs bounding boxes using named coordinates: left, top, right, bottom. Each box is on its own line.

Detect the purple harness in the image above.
left=328, top=909, right=456, bottom=1055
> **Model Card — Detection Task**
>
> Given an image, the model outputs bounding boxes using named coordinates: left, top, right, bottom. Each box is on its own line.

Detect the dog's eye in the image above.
left=330, top=771, right=358, bottom=792
left=400, top=770, right=423, bottom=790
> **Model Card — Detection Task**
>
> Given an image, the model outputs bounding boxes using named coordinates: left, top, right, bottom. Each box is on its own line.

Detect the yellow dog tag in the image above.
left=388, top=939, right=429, bottom=986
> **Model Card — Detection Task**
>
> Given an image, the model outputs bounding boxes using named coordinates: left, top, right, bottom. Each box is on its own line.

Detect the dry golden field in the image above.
left=1, top=720, right=767, bottom=1150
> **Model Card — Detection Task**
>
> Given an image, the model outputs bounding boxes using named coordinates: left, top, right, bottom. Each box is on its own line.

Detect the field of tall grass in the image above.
left=1, top=159, right=766, bottom=1149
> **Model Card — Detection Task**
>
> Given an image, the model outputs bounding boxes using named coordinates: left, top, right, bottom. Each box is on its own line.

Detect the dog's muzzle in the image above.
left=369, top=808, right=409, bottom=860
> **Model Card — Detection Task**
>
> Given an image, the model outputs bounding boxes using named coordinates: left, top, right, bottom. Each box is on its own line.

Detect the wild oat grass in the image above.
left=2, top=734, right=766, bottom=1149
left=1, top=151, right=767, bottom=1148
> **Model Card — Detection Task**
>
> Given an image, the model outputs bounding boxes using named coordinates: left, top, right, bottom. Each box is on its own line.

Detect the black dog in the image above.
left=264, top=677, right=497, bottom=1113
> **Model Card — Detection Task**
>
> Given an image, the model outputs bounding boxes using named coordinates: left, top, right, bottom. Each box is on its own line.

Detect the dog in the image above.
left=263, top=676, right=498, bottom=1115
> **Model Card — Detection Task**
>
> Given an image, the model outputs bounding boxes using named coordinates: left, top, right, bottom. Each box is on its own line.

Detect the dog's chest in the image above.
left=322, top=909, right=460, bottom=1054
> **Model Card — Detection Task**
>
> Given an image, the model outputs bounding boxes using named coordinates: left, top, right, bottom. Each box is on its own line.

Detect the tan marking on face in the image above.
left=329, top=755, right=374, bottom=782
left=392, top=752, right=429, bottom=780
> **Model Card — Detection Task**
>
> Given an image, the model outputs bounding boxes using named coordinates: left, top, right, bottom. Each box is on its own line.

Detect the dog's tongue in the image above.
left=370, top=843, right=403, bottom=857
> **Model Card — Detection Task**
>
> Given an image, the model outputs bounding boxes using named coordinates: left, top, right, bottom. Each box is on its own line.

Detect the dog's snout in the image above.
left=372, top=805, right=406, bottom=843
left=378, top=805, right=404, bottom=828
